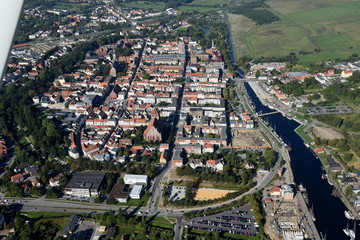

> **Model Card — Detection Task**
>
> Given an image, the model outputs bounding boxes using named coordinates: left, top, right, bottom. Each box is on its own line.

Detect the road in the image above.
left=148, top=43, right=189, bottom=215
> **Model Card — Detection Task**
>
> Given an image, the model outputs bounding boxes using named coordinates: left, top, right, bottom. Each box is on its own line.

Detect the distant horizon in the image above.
left=0, top=0, right=24, bottom=85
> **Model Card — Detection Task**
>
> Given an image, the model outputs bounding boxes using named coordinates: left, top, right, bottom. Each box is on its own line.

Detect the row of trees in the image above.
left=230, top=0, right=279, bottom=25
left=272, top=77, right=322, bottom=97
left=96, top=209, right=174, bottom=239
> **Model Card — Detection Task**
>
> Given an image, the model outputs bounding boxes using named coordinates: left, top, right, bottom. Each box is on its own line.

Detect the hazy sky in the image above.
left=0, top=0, right=24, bottom=82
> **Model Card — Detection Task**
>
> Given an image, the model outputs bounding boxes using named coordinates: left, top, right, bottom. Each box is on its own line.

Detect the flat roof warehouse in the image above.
left=65, top=172, right=106, bottom=191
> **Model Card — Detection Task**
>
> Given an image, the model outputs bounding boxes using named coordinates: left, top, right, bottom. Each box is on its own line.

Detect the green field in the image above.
left=53, top=2, right=91, bottom=12
left=178, top=6, right=218, bottom=12
left=124, top=1, right=166, bottom=10
left=189, top=0, right=231, bottom=6
left=229, top=0, right=360, bottom=64
left=295, top=125, right=313, bottom=144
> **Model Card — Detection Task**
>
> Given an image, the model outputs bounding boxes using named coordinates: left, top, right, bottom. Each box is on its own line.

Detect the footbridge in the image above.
left=257, top=111, right=280, bottom=117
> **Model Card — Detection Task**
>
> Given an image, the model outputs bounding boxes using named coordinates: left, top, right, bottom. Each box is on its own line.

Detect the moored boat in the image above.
left=327, top=177, right=334, bottom=186
left=345, top=210, right=355, bottom=220
left=298, top=183, right=306, bottom=193
left=344, top=222, right=350, bottom=236
left=310, top=205, right=316, bottom=222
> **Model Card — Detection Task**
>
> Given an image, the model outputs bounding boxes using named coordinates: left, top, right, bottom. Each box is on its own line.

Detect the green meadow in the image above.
left=233, top=0, right=360, bottom=64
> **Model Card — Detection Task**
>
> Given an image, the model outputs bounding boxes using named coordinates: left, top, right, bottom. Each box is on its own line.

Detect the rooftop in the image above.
left=65, top=172, right=106, bottom=190
left=108, top=184, right=129, bottom=199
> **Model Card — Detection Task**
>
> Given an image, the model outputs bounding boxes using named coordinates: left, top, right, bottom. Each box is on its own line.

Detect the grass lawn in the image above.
left=147, top=217, right=175, bottom=229
left=189, top=0, right=230, bottom=6
left=124, top=1, right=166, bottom=10
left=118, top=191, right=151, bottom=206
left=295, top=125, right=313, bottom=144
left=53, top=2, right=90, bottom=12
left=24, top=211, right=75, bottom=219
left=177, top=6, right=218, bottom=12
left=23, top=211, right=74, bottom=230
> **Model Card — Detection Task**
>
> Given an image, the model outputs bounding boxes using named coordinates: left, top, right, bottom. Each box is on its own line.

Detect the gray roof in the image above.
left=65, top=172, right=106, bottom=191
left=62, top=215, right=82, bottom=237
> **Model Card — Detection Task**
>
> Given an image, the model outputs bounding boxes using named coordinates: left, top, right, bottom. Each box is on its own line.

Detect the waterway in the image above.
left=244, top=83, right=352, bottom=240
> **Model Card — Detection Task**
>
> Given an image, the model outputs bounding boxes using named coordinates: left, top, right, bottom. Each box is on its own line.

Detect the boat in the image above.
left=345, top=210, right=355, bottom=220
left=321, top=173, right=327, bottom=180
left=327, top=177, right=334, bottom=186
left=304, top=143, right=310, bottom=148
left=303, top=191, right=309, bottom=205
left=344, top=222, right=350, bottom=237
left=298, top=183, right=306, bottom=193
left=310, top=205, right=316, bottom=222
left=349, top=221, right=356, bottom=240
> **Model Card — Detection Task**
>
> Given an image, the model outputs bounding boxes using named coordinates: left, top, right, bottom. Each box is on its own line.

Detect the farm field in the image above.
left=229, top=0, right=360, bottom=64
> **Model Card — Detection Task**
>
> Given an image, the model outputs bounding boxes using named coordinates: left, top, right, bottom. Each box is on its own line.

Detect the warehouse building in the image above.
left=64, top=172, right=106, bottom=198
left=123, top=174, right=148, bottom=186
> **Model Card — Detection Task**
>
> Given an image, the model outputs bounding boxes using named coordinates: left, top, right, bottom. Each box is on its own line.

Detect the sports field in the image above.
left=194, top=188, right=235, bottom=201
left=231, top=0, right=360, bottom=64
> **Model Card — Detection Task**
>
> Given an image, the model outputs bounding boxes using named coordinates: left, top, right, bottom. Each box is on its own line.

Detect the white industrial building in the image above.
left=283, top=231, right=304, bottom=240
left=124, top=174, right=148, bottom=186
left=130, top=185, right=143, bottom=199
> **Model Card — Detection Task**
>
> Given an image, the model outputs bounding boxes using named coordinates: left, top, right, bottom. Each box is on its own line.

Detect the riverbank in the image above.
left=242, top=82, right=321, bottom=239
left=247, top=81, right=304, bottom=125
left=246, top=81, right=357, bottom=239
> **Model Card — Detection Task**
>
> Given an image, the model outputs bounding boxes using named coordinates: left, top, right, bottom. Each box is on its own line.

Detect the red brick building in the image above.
left=143, top=117, right=163, bottom=142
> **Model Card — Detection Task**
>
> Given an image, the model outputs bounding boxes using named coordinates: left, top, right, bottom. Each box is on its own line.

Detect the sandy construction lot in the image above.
left=194, top=188, right=235, bottom=201
left=313, top=126, right=343, bottom=140
left=232, top=129, right=271, bottom=148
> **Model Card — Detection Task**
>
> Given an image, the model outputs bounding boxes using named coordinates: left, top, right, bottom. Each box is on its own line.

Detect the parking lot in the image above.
left=306, top=105, right=352, bottom=115
left=186, top=204, right=258, bottom=236
left=169, top=186, right=186, bottom=202
left=75, top=220, right=98, bottom=240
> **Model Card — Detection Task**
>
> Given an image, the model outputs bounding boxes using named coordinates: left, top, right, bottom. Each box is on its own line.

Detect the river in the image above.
left=244, top=82, right=353, bottom=239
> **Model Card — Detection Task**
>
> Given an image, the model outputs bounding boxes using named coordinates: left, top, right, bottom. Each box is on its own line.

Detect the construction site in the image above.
left=231, top=129, right=272, bottom=149
left=262, top=157, right=322, bottom=240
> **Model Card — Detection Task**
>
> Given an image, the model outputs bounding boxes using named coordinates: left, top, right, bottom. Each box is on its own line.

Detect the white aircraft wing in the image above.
left=0, top=0, right=24, bottom=85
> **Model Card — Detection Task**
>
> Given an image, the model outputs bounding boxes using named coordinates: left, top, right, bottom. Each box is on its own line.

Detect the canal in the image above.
left=244, top=82, right=352, bottom=239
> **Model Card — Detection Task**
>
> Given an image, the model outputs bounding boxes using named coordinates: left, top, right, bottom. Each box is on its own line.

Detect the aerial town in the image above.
left=1, top=0, right=360, bottom=239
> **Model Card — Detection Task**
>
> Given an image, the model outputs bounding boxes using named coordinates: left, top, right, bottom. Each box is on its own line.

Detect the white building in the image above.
left=283, top=231, right=304, bottom=240
left=124, top=174, right=148, bottom=186
left=130, top=185, right=143, bottom=199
